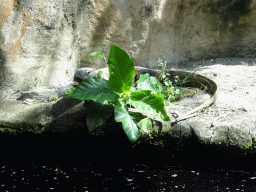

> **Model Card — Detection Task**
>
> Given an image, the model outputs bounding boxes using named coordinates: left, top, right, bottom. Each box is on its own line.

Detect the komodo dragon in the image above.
left=132, top=66, right=219, bottom=123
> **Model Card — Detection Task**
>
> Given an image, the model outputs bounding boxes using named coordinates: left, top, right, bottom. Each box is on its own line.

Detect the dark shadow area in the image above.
left=206, top=0, right=253, bottom=27
left=1, top=118, right=256, bottom=191
left=0, top=115, right=134, bottom=167
left=203, top=0, right=253, bottom=58
left=1, top=119, right=256, bottom=172
left=51, top=97, right=84, bottom=118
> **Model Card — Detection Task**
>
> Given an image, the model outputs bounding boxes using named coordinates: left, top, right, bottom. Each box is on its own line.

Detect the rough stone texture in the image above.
left=74, top=67, right=96, bottom=83
left=1, top=0, right=256, bottom=100
left=0, top=62, right=255, bottom=148
left=12, top=68, right=97, bottom=104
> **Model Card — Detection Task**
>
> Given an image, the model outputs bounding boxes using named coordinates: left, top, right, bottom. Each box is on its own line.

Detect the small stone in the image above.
left=22, top=99, right=34, bottom=105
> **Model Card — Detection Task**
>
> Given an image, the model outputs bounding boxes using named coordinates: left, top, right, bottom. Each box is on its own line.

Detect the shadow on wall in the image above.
left=81, top=0, right=254, bottom=69
left=77, top=0, right=156, bottom=68
left=172, top=0, right=252, bottom=60
left=207, top=0, right=252, bottom=27
left=0, top=28, right=11, bottom=100
left=77, top=1, right=121, bottom=68
left=205, top=0, right=254, bottom=57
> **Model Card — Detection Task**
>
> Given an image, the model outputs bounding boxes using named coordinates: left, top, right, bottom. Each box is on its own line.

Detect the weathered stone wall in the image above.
left=0, top=0, right=256, bottom=100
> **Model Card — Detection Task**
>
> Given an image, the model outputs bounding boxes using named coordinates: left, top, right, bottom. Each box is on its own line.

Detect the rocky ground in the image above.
left=153, top=57, right=256, bottom=120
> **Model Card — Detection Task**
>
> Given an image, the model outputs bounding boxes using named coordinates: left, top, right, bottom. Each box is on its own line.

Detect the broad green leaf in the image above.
left=132, top=73, right=165, bottom=97
left=113, top=100, right=140, bottom=143
left=84, top=100, right=114, bottom=132
left=130, top=86, right=137, bottom=93
left=137, top=117, right=152, bottom=131
left=132, top=73, right=172, bottom=107
left=128, top=110, right=145, bottom=122
left=63, top=87, right=77, bottom=98
left=128, top=111, right=153, bottom=131
left=128, top=90, right=171, bottom=121
left=107, top=44, right=135, bottom=95
left=63, top=77, right=119, bottom=103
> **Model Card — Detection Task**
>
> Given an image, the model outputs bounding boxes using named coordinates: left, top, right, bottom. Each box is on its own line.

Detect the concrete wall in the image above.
left=0, top=0, right=256, bottom=100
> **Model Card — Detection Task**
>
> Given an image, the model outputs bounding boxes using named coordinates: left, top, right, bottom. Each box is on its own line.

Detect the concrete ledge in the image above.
left=0, top=66, right=256, bottom=149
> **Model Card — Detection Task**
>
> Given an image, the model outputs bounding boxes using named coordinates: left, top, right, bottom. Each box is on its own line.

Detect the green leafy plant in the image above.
left=157, top=58, right=181, bottom=104
left=242, top=61, right=256, bottom=68
left=97, top=70, right=106, bottom=78
left=157, top=58, right=206, bottom=102
left=89, top=51, right=107, bottom=64
left=63, top=44, right=172, bottom=143
left=28, top=83, right=36, bottom=91
left=241, top=62, right=249, bottom=66
left=52, top=96, right=58, bottom=101
left=40, top=90, right=59, bottom=101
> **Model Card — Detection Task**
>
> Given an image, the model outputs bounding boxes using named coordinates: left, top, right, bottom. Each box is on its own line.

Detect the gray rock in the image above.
left=74, top=68, right=96, bottom=83
left=1, top=0, right=256, bottom=102
left=1, top=64, right=256, bottom=159
left=15, top=84, right=74, bottom=104
left=55, top=82, right=79, bottom=98
left=13, top=70, right=87, bottom=104
left=20, top=88, right=58, bottom=102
